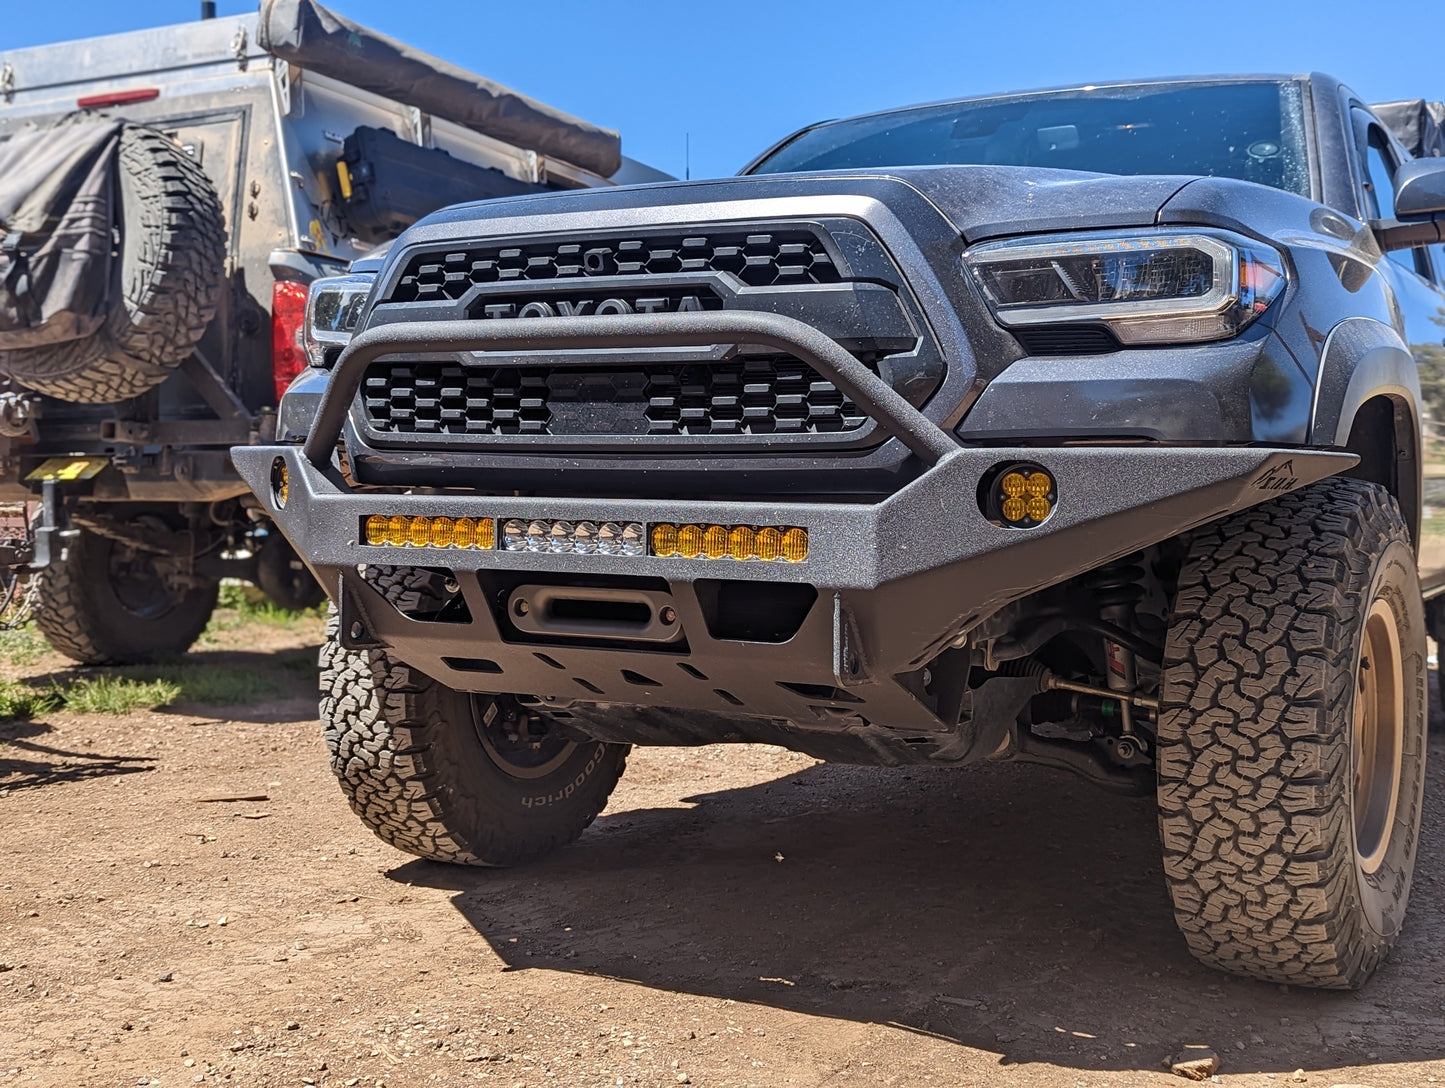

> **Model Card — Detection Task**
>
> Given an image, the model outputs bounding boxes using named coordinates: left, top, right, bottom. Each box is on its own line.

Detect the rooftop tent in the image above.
left=1371, top=99, right=1445, bottom=159
left=257, top=0, right=622, bottom=178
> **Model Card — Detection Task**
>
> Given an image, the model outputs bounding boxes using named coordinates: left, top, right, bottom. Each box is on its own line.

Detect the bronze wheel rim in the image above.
left=1354, top=597, right=1404, bottom=875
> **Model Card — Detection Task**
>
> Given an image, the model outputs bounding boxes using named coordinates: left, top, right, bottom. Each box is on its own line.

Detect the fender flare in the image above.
left=1309, top=316, right=1422, bottom=543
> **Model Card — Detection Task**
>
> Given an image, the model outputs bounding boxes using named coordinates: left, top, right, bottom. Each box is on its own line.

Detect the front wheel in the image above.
left=1158, top=478, right=1427, bottom=988
left=319, top=615, right=628, bottom=866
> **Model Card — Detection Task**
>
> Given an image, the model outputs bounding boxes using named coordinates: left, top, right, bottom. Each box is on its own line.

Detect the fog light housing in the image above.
left=983, top=464, right=1055, bottom=528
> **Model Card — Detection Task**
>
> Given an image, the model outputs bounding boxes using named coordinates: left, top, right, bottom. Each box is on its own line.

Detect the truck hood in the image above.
left=396, top=165, right=1198, bottom=251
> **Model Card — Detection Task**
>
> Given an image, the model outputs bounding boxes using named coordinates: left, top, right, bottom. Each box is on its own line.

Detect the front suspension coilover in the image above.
left=1086, top=553, right=1147, bottom=748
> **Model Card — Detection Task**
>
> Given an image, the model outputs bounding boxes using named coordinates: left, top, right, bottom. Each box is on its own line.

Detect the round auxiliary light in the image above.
left=453, top=517, right=479, bottom=549
left=501, top=518, right=526, bottom=551
left=365, top=514, right=388, bottom=546
left=781, top=527, right=809, bottom=562
left=1001, top=496, right=1027, bottom=522
left=548, top=520, right=575, bottom=553
left=572, top=521, right=598, bottom=554
left=271, top=457, right=289, bottom=509
left=676, top=524, right=704, bottom=558
left=702, top=525, right=728, bottom=560
left=429, top=516, right=455, bottom=548
left=727, top=526, right=756, bottom=560
left=387, top=514, right=408, bottom=546
left=619, top=523, right=646, bottom=556
left=755, top=527, right=783, bottom=561
left=597, top=521, right=624, bottom=555
left=525, top=520, right=548, bottom=551
left=1000, top=471, right=1027, bottom=499
left=651, top=523, right=679, bottom=557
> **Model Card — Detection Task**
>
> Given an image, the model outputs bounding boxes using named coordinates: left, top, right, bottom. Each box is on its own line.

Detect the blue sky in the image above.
left=5, top=1, right=1444, bottom=179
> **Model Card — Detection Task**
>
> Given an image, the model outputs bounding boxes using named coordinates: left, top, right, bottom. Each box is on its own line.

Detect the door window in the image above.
left=1354, top=112, right=1431, bottom=277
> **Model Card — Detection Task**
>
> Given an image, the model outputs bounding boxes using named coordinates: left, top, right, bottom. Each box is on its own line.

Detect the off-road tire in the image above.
left=319, top=614, right=629, bottom=866
left=1158, top=478, right=1427, bottom=988
left=35, top=527, right=219, bottom=665
left=0, top=125, right=225, bottom=403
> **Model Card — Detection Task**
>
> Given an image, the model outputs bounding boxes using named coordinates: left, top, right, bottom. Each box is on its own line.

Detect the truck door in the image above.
left=1352, top=108, right=1445, bottom=585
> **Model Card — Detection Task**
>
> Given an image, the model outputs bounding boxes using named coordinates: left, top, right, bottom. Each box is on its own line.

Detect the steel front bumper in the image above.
left=233, top=312, right=1355, bottom=733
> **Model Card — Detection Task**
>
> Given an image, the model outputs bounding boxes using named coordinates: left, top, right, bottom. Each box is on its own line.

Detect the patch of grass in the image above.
left=0, top=678, right=61, bottom=720
left=0, top=624, right=48, bottom=668
left=0, top=645, right=319, bottom=721
left=63, top=675, right=182, bottom=715
left=203, top=581, right=324, bottom=640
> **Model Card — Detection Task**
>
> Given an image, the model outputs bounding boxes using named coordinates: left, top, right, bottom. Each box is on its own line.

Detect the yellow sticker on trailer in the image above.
left=25, top=457, right=109, bottom=482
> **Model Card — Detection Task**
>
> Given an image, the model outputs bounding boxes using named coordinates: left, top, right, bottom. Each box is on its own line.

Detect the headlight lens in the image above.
left=965, top=230, right=1285, bottom=345
left=303, top=273, right=374, bottom=367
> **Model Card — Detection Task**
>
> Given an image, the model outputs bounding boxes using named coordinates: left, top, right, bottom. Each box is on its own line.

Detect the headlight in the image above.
left=965, top=229, right=1285, bottom=345
left=303, top=273, right=374, bottom=367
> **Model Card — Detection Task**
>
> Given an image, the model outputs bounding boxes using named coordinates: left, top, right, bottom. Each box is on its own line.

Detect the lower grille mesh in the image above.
left=362, top=357, right=868, bottom=438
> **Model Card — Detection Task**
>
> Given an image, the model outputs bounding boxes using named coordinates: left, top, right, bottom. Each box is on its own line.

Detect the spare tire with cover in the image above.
left=0, top=122, right=225, bottom=403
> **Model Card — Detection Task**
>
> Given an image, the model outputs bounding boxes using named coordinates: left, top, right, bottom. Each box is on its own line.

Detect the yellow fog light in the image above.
left=451, top=517, right=477, bottom=549
left=755, top=527, right=783, bottom=561
left=676, top=524, right=704, bottom=558
left=702, top=525, right=728, bottom=559
left=727, top=526, right=756, bottom=559
left=651, top=523, right=679, bottom=557
left=270, top=457, right=290, bottom=509
left=781, top=528, right=809, bottom=562
left=387, top=515, right=408, bottom=544
left=429, top=516, right=455, bottom=548
left=365, top=514, right=388, bottom=546
left=988, top=463, right=1056, bottom=528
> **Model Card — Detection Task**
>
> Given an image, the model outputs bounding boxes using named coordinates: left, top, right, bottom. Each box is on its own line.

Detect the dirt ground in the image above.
left=2, top=617, right=1444, bottom=1088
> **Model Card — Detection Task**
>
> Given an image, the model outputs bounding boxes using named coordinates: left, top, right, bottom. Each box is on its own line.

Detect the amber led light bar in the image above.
left=363, top=515, right=496, bottom=549
left=651, top=523, right=808, bottom=562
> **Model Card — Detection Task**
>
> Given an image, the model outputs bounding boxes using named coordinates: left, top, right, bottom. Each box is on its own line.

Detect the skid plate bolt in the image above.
left=349, top=621, right=365, bottom=640
left=660, top=607, right=677, bottom=626
left=514, top=599, right=530, bottom=616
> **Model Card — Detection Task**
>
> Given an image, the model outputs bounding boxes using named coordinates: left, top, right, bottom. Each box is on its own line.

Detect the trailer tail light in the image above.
left=270, top=281, right=310, bottom=404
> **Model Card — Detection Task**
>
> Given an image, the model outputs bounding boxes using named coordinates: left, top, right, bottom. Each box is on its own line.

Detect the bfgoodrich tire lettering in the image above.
left=1158, top=478, right=1427, bottom=988
left=319, top=613, right=628, bottom=866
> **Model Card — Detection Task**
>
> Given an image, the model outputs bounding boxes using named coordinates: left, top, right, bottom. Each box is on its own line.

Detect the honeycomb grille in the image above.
left=363, top=357, right=868, bottom=438
left=388, top=229, right=841, bottom=303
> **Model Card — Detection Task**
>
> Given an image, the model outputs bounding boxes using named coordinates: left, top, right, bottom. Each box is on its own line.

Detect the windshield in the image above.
left=749, top=80, right=1311, bottom=196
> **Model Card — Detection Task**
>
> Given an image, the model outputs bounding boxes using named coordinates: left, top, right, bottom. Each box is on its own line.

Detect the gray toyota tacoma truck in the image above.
left=237, top=75, right=1445, bottom=988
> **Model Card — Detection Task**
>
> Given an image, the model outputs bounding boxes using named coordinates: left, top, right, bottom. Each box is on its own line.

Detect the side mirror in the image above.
left=1374, top=158, right=1445, bottom=251
left=1394, top=158, right=1445, bottom=217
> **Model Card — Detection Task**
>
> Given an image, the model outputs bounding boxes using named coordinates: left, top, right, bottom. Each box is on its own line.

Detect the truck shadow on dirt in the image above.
left=0, top=719, right=154, bottom=792
left=399, top=733, right=1445, bottom=1076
